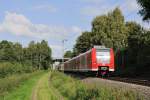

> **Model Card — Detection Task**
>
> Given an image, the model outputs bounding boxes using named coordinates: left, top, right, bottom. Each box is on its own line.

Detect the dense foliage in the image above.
left=116, top=22, right=150, bottom=76
left=74, top=31, right=92, bottom=54
left=0, top=62, right=32, bottom=78
left=73, top=8, right=150, bottom=77
left=64, top=50, right=73, bottom=58
left=137, top=0, right=150, bottom=21
left=92, top=8, right=128, bottom=51
left=0, top=40, right=52, bottom=70
left=74, top=8, right=128, bottom=54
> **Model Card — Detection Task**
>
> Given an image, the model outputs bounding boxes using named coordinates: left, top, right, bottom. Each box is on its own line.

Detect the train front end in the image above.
left=93, top=46, right=115, bottom=76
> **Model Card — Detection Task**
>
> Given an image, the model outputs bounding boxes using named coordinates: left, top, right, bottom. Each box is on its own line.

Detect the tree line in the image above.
left=64, top=6, right=150, bottom=77
left=64, top=0, right=150, bottom=57
left=0, top=40, right=52, bottom=70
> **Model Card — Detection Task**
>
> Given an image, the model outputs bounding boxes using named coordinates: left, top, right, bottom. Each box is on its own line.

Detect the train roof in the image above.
left=64, top=49, right=92, bottom=63
left=64, top=46, right=111, bottom=63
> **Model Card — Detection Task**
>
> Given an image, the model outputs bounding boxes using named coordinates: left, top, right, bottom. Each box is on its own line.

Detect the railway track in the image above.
left=64, top=72, right=150, bottom=99
left=104, top=77, right=150, bottom=87
left=82, top=77, right=150, bottom=100
left=65, top=72, right=150, bottom=87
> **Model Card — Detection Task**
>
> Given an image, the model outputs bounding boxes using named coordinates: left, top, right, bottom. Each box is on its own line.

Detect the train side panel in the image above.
left=91, top=48, right=98, bottom=71
left=109, top=48, right=115, bottom=71
left=86, top=51, right=92, bottom=70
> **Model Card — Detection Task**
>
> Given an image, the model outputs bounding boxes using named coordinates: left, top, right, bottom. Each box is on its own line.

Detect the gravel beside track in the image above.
left=108, top=77, right=150, bottom=87
left=82, top=77, right=150, bottom=100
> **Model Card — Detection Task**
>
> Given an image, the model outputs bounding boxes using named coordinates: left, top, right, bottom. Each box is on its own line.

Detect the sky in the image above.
left=0, top=0, right=149, bottom=58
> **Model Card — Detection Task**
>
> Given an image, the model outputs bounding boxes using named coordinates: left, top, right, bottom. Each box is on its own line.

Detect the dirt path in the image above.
left=31, top=72, right=63, bottom=100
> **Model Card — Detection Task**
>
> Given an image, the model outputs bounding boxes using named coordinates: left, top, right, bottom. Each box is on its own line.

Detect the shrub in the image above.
left=0, top=62, right=33, bottom=78
left=0, top=71, right=44, bottom=97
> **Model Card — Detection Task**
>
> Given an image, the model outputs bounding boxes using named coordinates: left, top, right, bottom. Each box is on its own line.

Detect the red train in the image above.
left=60, top=46, right=115, bottom=76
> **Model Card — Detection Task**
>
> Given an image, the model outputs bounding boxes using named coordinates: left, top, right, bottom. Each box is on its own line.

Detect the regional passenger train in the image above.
left=59, top=46, right=115, bottom=76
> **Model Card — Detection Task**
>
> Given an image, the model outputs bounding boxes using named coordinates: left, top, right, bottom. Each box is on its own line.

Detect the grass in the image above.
left=50, top=71, right=143, bottom=100
left=0, top=70, right=144, bottom=100
left=33, top=72, right=63, bottom=100
left=0, top=71, right=46, bottom=100
left=1, top=70, right=63, bottom=100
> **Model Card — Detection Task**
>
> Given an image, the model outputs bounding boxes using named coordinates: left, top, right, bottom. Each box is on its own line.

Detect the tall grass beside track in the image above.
left=50, top=71, right=143, bottom=100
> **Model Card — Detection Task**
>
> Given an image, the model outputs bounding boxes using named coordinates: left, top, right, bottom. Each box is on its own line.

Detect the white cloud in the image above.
left=121, top=0, right=139, bottom=12
left=81, top=0, right=140, bottom=17
left=0, top=25, right=3, bottom=32
left=81, top=0, right=118, bottom=16
left=0, top=12, right=83, bottom=57
left=0, top=12, right=82, bottom=40
left=81, top=6, right=115, bottom=16
left=33, top=5, right=57, bottom=13
left=71, top=26, right=82, bottom=33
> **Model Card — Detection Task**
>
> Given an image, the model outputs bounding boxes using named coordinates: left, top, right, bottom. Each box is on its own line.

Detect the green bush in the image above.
left=0, top=74, right=29, bottom=94
left=0, top=71, right=44, bottom=97
left=0, top=62, right=33, bottom=78
left=50, top=71, right=143, bottom=100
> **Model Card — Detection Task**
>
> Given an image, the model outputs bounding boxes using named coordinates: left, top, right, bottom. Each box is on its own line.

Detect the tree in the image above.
left=64, top=50, right=73, bottom=58
left=92, top=8, right=128, bottom=51
left=74, top=8, right=129, bottom=54
left=136, top=31, right=150, bottom=75
left=27, top=40, right=52, bottom=70
left=0, top=40, right=52, bottom=70
left=13, top=42, right=23, bottom=62
left=39, top=40, right=52, bottom=70
left=0, top=40, right=15, bottom=61
left=137, top=0, right=150, bottom=21
left=123, top=22, right=150, bottom=76
left=74, top=31, right=92, bottom=54
left=125, top=22, right=143, bottom=65
left=28, top=41, right=37, bottom=68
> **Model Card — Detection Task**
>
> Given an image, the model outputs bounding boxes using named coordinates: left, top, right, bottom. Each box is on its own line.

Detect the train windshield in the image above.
left=96, top=49, right=110, bottom=64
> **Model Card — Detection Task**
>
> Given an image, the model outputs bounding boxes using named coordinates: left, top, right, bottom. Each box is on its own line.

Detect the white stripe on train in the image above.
left=109, top=69, right=114, bottom=71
